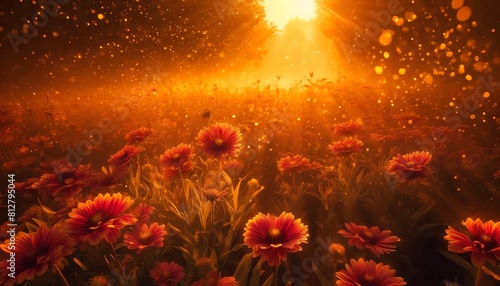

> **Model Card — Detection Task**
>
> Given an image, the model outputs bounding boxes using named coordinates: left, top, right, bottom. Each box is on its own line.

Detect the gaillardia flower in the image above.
left=108, top=145, right=144, bottom=171
left=125, top=127, right=154, bottom=144
left=33, top=164, right=94, bottom=201
left=333, top=119, right=363, bottom=136
left=132, top=203, right=155, bottom=225
left=191, top=270, right=239, bottom=286
left=338, top=223, right=400, bottom=257
left=0, top=224, right=75, bottom=286
left=150, top=261, right=185, bottom=286
left=386, top=151, right=432, bottom=182
left=328, top=137, right=364, bottom=156
left=243, top=212, right=308, bottom=267
left=196, top=122, right=242, bottom=158
left=336, top=258, right=406, bottom=286
left=160, top=143, right=195, bottom=179
left=444, top=218, right=500, bottom=267
left=124, top=223, right=167, bottom=254
left=277, top=154, right=322, bottom=175
left=160, top=143, right=195, bottom=168
left=63, top=193, right=136, bottom=245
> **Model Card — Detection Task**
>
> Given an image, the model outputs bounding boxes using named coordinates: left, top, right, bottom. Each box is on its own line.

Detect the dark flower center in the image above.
left=362, top=230, right=374, bottom=239
left=473, top=234, right=497, bottom=251
left=266, top=228, right=284, bottom=244
left=89, top=211, right=108, bottom=227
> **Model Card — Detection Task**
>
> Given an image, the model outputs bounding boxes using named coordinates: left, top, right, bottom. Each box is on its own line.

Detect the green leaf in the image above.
left=234, top=252, right=254, bottom=286
left=437, top=249, right=476, bottom=277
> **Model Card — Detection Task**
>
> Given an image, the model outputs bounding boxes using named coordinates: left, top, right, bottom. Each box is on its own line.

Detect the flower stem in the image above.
left=109, top=241, right=125, bottom=285
left=54, top=265, right=70, bottom=286
left=274, top=264, right=278, bottom=286
left=474, top=267, right=483, bottom=286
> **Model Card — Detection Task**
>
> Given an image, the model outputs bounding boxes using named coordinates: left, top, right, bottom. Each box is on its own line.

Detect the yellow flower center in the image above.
left=214, top=138, right=224, bottom=146
left=267, top=228, right=283, bottom=245
left=64, top=177, right=75, bottom=185
left=481, top=234, right=492, bottom=243
left=364, top=274, right=375, bottom=282
left=139, top=231, right=153, bottom=242
left=363, top=230, right=374, bottom=239
left=172, top=154, right=180, bottom=159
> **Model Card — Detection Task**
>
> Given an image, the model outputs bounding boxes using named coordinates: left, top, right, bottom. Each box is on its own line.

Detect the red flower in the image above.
left=191, top=270, right=239, bottom=286
left=196, top=123, right=242, bottom=158
left=160, top=143, right=195, bottom=168
left=124, top=223, right=167, bottom=254
left=33, top=164, right=95, bottom=201
left=336, top=258, right=406, bottom=286
left=328, top=137, right=363, bottom=156
left=277, top=154, right=322, bottom=175
left=160, top=144, right=195, bottom=179
left=63, top=193, right=136, bottom=245
left=125, top=127, right=154, bottom=144
left=0, top=224, right=75, bottom=286
left=444, top=218, right=500, bottom=267
left=338, top=223, right=400, bottom=257
left=386, top=151, right=432, bottom=182
left=132, top=203, right=155, bottom=224
left=150, top=261, right=185, bottom=286
left=243, top=212, right=308, bottom=267
left=333, top=120, right=363, bottom=136
left=108, top=145, right=144, bottom=171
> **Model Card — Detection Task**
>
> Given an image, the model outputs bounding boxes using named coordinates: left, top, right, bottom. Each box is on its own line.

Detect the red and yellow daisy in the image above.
left=333, top=119, right=363, bottom=136
left=243, top=212, right=308, bottom=267
left=386, top=151, right=432, bottom=182
left=0, top=223, right=75, bottom=286
left=160, top=143, right=195, bottom=168
left=277, top=154, right=322, bottom=175
left=132, top=203, right=155, bottom=225
left=124, top=223, right=167, bottom=254
left=63, top=193, right=136, bottom=245
left=125, top=127, right=154, bottom=144
left=191, top=270, right=239, bottom=286
left=33, top=164, right=94, bottom=201
left=444, top=218, right=500, bottom=267
left=338, top=223, right=400, bottom=257
left=108, top=145, right=144, bottom=171
left=336, top=258, right=406, bottom=286
left=328, top=137, right=364, bottom=156
left=160, top=144, right=195, bottom=179
left=150, top=261, right=185, bottom=286
left=196, top=123, right=242, bottom=158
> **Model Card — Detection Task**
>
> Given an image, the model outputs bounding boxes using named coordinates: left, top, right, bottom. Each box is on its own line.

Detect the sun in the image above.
left=263, top=0, right=317, bottom=29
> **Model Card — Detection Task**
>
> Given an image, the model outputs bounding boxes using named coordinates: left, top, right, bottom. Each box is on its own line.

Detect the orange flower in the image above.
left=63, top=193, right=136, bottom=245
left=191, top=270, right=239, bottom=286
left=328, top=137, right=363, bottom=156
left=33, top=164, right=95, bottom=201
left=336, top=258, right=406, bottom=286
left=333, top=119, right=363, bottom=136
left=386, top=151, right=432, bottom=182
left=277, top=154, right=322, bottom=175
left=0, top=224, right=75, bottom=286
left=338, top=223, right=400, bottom=257
left=150, top=261, right=185, bottom=286
left=125, top=127, right=154, bottom=144
left=444, top=218, right=500, bottom=267
left=196, top=123, right=242, bottom=158
left=108, top=145, right=144, bottom=171
left=243, top=212, right=308, bottom=267
left=124, top=223, right=167, bottom=254
left=200, top=188, right=228, bottom=202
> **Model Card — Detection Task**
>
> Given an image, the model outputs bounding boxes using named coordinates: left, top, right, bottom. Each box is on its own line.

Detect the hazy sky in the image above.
left=262, top=0, right=316, bottom=29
